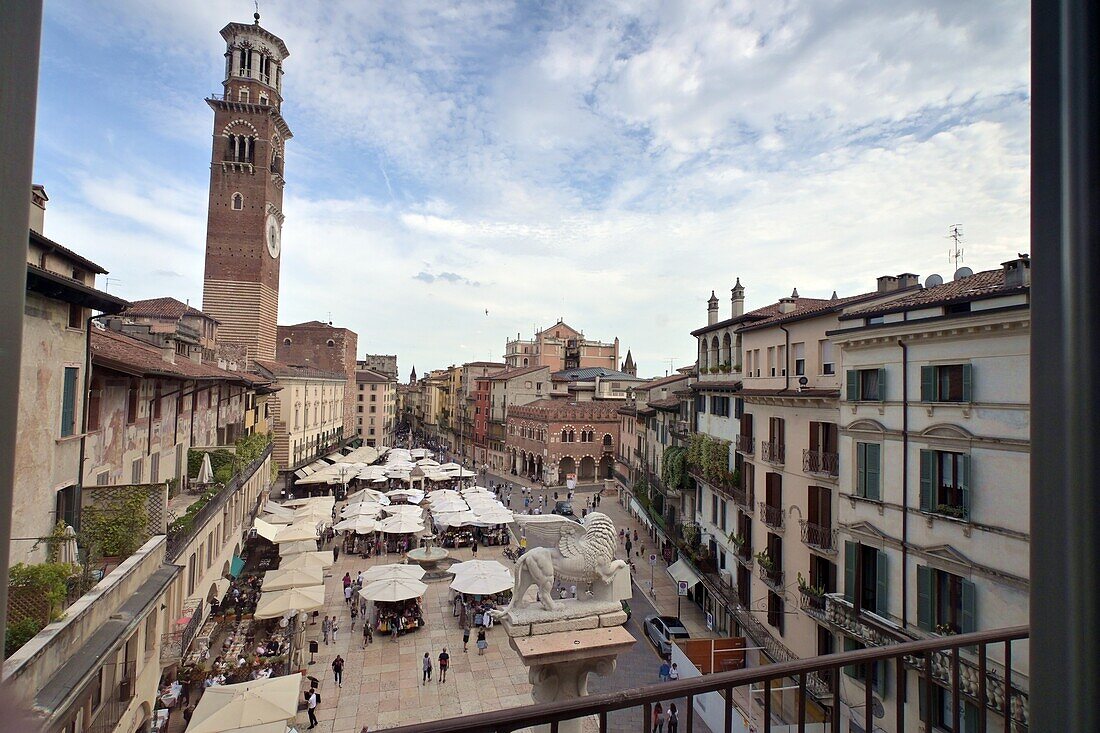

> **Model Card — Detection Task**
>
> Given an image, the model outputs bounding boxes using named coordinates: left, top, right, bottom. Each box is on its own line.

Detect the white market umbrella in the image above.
left=272, top=523, right=318, bottom=544
left=473, top=510, right=515, bottom=526
left=197, top=453, right=214, bottom=484
left=430, top=500, right=469, bottom=513
left=386, top=489, right=423, bottom=501
left=435, top=511, right=479, bottom=527
left=359, top=577, right=428, bottom=603
left=449, top=567, right=514, bottom=595
left=254, top=586, right=325, bottom=618
left=261, top=567, right=323, bottom=591
left=340, top=502, right=384, bottom=517
left=347, top=487, right=389, bottom=503
left=185, top=673, right=302, bottom=733
left=383, top=504, right=423, bottom=517
left=362, top=564, right=426, bottom=582
left=332, top=516, right=378, bottom=534
left=454, top=468, right=476, bottom=477
left=280, top=552, right=333, bottom=571
left=379, top=516, right=425, bottom=534
left=279, top=540, right=318, bottom=556
left=450, top=559, right=511, bottom=576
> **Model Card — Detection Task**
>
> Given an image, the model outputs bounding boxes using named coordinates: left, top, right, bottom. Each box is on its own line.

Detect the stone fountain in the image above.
left=406, top=534, right=451, bottom=577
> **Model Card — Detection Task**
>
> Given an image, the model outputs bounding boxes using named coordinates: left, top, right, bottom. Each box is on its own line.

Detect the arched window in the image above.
left=283, top=337, right=292, bottom=345
left=561, top=429, right=568, bottom=442
left=568, top=430, right=575, bottom=442
left=231, top=193, right=243, bottom=210
left=326, top=339, right=336, bottom=347
left=603, top=434, right=613, bottom=447
left=523, top=358, right=529, bottom=366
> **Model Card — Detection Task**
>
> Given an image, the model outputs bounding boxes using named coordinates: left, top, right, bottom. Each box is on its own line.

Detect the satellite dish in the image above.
left=953, top=267, right=974, bottom=281
left=925, top=273, right=944, bottom=288
left=798, top=376, right=809, bottom=386
left=872, top=696, right=885, bottom=719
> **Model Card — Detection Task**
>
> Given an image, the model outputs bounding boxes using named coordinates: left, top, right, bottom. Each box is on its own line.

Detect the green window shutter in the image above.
left=865, top=444, right=881, bottom=501
left=919, top=449, right=934, bottom=512
left=844, top=541, right=857, bottom=603
left=963, top=700, right=978, bottom=733
left=875, top=549, right=889, bottom=617
left=920, top=365, right=935, bottom=402
left=60, top=367, right=78, bottom=437
left=875, top=659, right=888, bottom=696
left=916, top=565, right=933, bottom=630
left=959, top=454, right=971, bottom=519
left=960, top=578, right=977, bottom=634
left=846, top=370, right=859, bottom=401
left=918, top=678, right=928, bottom=722
left=856, top=443, right=867, bottom=497
left=876, top=367, right=887, bottom=401
left=961, top=363, right=973, bottom=402
left=842, top=637, right=858, bottom=679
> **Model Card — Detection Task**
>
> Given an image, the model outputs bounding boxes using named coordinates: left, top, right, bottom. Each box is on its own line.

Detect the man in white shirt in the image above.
left=306, top=689, right=319, bottom=729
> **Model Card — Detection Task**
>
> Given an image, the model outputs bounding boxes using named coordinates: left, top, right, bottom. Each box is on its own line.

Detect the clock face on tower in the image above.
left=265, top=213, right=281, bottom=259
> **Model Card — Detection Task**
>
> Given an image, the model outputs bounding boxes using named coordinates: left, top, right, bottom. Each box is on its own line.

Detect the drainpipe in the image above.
left=779, top=325, right=791, bottom=391
left=898, top=339, right=910, bottom=628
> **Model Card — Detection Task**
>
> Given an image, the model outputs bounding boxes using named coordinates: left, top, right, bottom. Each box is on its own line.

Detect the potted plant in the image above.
left=727, top=532, right=745, bottom=549
left=797, top=572, right=825, bottom=598
left=754, top=551, right=775, bottom=573
left=935, top=504, right=968, bottom=520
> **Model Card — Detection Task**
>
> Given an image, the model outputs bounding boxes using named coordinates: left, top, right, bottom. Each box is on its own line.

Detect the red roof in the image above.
left=488, top=364, right=548, bottom=381
left=253, top=359, right=347, bottom=381
left=839, top=268, right=1026, bottom=319
left=92, top=329, right=266, bottom=385
left=643, top=373, right=691, bottom=389
left=124, top=297, right=217, bottom=322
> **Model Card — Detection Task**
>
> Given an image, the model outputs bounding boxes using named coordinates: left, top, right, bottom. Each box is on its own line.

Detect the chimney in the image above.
left=29, top=184, right=47, bottom=234
left=1002, top=253, right=1031, bottom=288
left=707, top=291, right=720, bottom=325
left=778, top=289, right=797, bottom=314
left=161, top=337, right=176, bottom=364
left=896, top=273, right=919, bottom=290
left=877, top=275, right=899, bottom=293
left=731, top=277, right=745, bottom=318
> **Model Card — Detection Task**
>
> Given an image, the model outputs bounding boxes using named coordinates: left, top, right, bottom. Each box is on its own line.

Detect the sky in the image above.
left=33, top=0, right=1030, bottom=379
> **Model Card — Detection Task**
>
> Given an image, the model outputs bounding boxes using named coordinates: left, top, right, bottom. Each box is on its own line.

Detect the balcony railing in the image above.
left=758, top=560, right=784, bottom=590
left=800, top=520, right=838, bottom=554
left=734, top=434, right=755, bottom=455
left=803, top=449, right=839, bottom=477
left=381, top=626, right=1030, bottom=733
left=760, top=440, right=785, bottom=464
left=759, top=501, right=785, bottom=530
left=671, top=419, right=692, bottom=436
left=798, top=586, right=828, bottom=620
left=161, top=599, right=203, bottom=663
left=87, top=660, right=137, bottom=733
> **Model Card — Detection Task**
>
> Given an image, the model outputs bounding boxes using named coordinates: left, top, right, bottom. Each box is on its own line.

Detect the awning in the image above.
left=252, top=519, right=280, bottom=543
left=229, top=555, right=245, bottom=578
left=666, top=559, right=701, bottom=590
left=630, top=499, right=652, bottom=529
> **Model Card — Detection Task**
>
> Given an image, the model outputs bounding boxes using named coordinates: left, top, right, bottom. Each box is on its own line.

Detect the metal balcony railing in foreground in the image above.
left=381, top=626, right=1028, bottom=733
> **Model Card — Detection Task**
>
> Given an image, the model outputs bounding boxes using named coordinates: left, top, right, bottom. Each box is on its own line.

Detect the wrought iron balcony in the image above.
left=734, top=434, right=755, bottom=455
left=758, top=559, right=784, bottom=590
left=759, top=501, right=785, bottom=530
left=382, top=626, right=1030, bottom=733
left=760, top=439, right=785, bottom=464
left=803, top=448, right=839, bottom=477
left=798, top=585, right=828, bottom=620
left=800, top=519, right=838, bottom=554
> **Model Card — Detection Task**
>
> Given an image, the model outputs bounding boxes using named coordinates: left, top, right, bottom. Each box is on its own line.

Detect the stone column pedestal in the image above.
left=509, top=625, right=636, bottom=733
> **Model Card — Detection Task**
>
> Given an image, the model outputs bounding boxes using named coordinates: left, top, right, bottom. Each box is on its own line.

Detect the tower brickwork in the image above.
left=202, top=14, right=292, bottom=363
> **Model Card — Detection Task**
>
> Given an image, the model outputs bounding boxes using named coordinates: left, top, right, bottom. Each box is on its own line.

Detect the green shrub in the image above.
left=5, top=618, right=43, bottom=658
left=80, top=490, right=150, bottom=558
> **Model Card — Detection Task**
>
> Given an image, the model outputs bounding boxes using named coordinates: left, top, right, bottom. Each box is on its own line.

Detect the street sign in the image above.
left=706, top=612, right=714, bottom=631
left=649, top=553, right=657, bottom=566
left=677, top=580, right=689, bottom=596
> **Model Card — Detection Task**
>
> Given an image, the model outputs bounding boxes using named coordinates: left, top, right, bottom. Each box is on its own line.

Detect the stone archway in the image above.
left=598, top=454, right=614, bottom=479
left=535, top=455, right=543, bottom=481
left=579, top=456, right=596, bottom=481
left=558, top=456, right=576, bottom=484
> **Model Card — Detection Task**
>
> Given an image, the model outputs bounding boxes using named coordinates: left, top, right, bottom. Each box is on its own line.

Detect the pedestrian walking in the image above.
left=626, top=538, right=633, bottom=557
left=332, top=655, right=344, bottom=687
left=658, top=660, right=671, bottom=681
left=653, top=702, right=666, bottom=733
left=333, top=545, right=340, bottom=562
left=331, top=616, right=339, bottom=641
left=476, top=628, right=488, bottom=655
left=343, top=572, right=352, bottom=589
left=322, top=616, right=331, bottom=645
left=422, top=652, right=433, bottom=684
left=363, top=619, right=372, bottom=647
left=667, top=703, right=679, bottom=733
left=462, top=621, right=470, bottom=652
left=344, top=584, right=353, bottom=606
left=471, top=541, right=478, bottom=558
left=438, top=648, right=450, bottom=683
left=350, top=602, right=358, bottom=630
left=306, top=689, right=319, bottom=729
left=669, top=663, right=680, bottom=681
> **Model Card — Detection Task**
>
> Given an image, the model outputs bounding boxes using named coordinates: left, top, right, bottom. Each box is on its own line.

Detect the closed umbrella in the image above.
left=261, top=567, right=323, bottom=591
left=359, top=577, right=428, bottom=603
left=332, top=516, right=377, bottom=533
left=184, top=674, right=302, bottom=733
left=58, top=525, right=78, bottom=565
left=273, top=523, right=317, bottom=544
left=379, top=516, right=424, bottom=534
left=254, top=585, right=326, bottom=618
left=279, top=552, right=332, bottom=572
left=197, top=452, right=214, bottom=484
left=362, top=564, right=426, bottom=582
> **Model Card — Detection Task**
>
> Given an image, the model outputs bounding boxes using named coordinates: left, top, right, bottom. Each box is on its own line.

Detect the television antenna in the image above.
left=104, top=277, right=122, bottom=292
left=946, top=225, right=965, bottom=270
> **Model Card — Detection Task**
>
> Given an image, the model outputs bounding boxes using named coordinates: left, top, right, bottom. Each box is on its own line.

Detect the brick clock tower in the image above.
left=202, top=13, right=291, bottom=363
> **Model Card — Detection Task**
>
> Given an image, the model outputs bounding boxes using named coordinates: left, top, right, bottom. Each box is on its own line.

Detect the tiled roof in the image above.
left=355, top=368, right=392, bottom=383
left=690, top=380, right=742, bottom=392
left=92, top=329, right=265, bottom=385
left=839, top=268, right=1026, bottom=319
left=509, top=399, right=622, bottom=420
left=29, top=229, right=108, bottom=274
left=690, top=302, right=781, bottom=336
left=26, top=263, right=129, bottom=313
left=488, top=364, right=548, bottom=380
left=642, top=373, right=691, bottom=389
left=123, top=297, right=216, bottom=322
left=736, top=292, right=886, bottom=332
left=737, top=388, right=839, bottom=399
left=464, top=361, right=505, bottom=368
left=647, top=396, right=681, bottom=411
left=551, top=367, right=640, bottom=382
left=253, top=359, right=347, bottom=381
